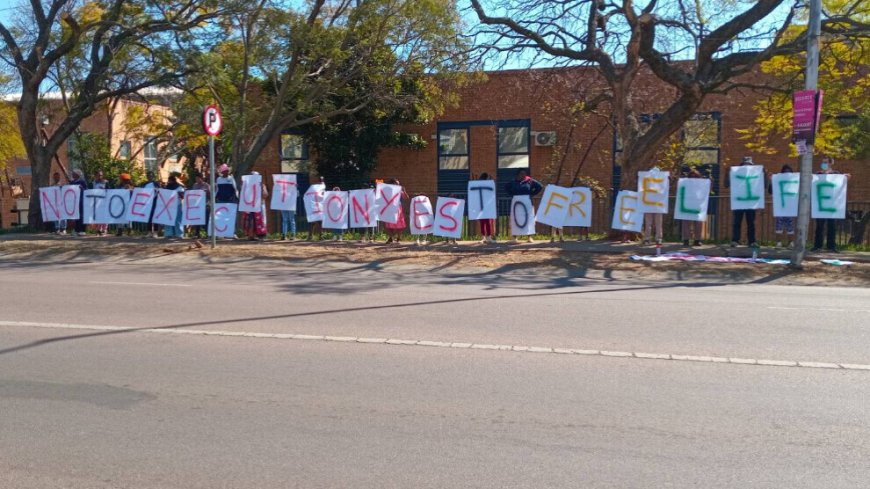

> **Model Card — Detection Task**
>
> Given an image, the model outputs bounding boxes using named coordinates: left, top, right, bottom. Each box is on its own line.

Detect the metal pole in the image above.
left=791, top=0, right=822, bottom=267
left=209, top=135, right=217, bottom=249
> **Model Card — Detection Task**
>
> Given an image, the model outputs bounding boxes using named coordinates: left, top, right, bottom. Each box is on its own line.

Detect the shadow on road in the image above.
left=0, top=281, right=721, bottom=357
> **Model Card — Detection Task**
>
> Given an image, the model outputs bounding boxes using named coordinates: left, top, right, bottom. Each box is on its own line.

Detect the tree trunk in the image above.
left=18, top=92, right=52, bottom=229
left=26, top=148, right=52, bottom=229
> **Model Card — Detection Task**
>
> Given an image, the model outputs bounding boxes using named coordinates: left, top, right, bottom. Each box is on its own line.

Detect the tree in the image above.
left=67, top=132, right=145, bottom=185
left=0, top=0, right=231, bottom=225
left=171, top=0, right=469, bottom=179
left=470, top=0, right=870, bottom=189
left=0, top=74, right=25, bottom=172
left=740, top=1, right=870, bottom=243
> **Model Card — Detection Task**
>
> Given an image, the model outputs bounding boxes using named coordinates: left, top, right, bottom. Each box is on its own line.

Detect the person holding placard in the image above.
left=506, top=169, right=542, bottom=243
left=50, top=172, right=68, bottom=235
left=114, top=173, right=134, bottom=237
left=727, top=156, right=763, bottom=247
left=678, top=168, right=709, bottom=247
left=640, top=166, right=668, bottom=246
left=305, top=178, right=326, bottom=241
left=215, top=165, right=239, bottom=204
left=812, top=157, right=850, bottom=253
left=162, top=174, right=186, bottom=239
left=90, top=170, right=112, bottom=236
left=242, top=172, right=269, bottom=241
left=69, top=169, right=88, bottom=236
left=768, top=164, right=796, bottom=248
left=142, top=172, right=161, bottom=238
left=190, top=174, right=210, bottom=239
left=477, top=173, right=497, bottom=243
left=384, top=179, right=409, bottom=244
left=328, top=186, right=346, bottom=241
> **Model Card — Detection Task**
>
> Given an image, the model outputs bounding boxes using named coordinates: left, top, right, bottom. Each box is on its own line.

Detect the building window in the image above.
left=438, top=128, right=469, bottom=170
left=143, top=137, right=158, bottom=174
left=280, top=133, right=309, bottom=173
left=67, top=136, right=83, bottom=172
left=497, top=125, right=530, bottom=169
left=682, top=113, right=720, bottom=167
left=118, top=140, right=132, bottom=160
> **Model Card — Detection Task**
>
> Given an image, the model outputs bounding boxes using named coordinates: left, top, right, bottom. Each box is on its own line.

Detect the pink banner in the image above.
left=792, top=89, right=823, bottom=142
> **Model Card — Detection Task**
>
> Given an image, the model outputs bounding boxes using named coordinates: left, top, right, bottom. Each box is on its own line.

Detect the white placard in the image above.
left=535, top=185, right=571, bottom=228
left=126, top=188, right=155, bottom=223
left=182, top=189, right=207, bottom=225
left=270, top=174, right=298, bottom=211
left=674, top=178, right=711, bottom=222
left=467, top=180, right=497, bottom=220
left=510, top=195, right=536, bottom=236
left=39, top=187, right=63, bottom=222
left=611, top=190, right=643, bottom=232
left=410, top=196, right=434, bottom=235
left=57, top=185, right=81, bottom=220
left=349, top=189, right=377, bottom=228
left=82, top=189, right=106, bottom=224
left=730, top=165, right=765, bottom=210
left=239, top=174, right=263, bottom=213
left=433, top=197, right=465, bottom=239
left=811, top=174, right=847, bottom=219
left=303, top=184, right=326, bottom=222
left=210, top=203, right=238, bottom=237
left=637, top=170, right=670, bottom=214
left=563, top=187, right=592, bottom=228
left=322, top=190, right=349, bottom=229
left=152, top=188, right=181, bottom=226
left=375, top=183, right=403, bottom=224
left=98, top=190, right=131, bottom=225
left=771, top=173, right=800, bottom=218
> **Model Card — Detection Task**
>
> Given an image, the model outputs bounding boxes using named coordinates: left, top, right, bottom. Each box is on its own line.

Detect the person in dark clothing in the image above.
left=505, top=169, right=543, bottom=197
left=215, top=164, right=239, bottom=204
left=812, top=157, right=850, bottom=253
left=505, top=169, right=542, bottom=243
left=69, top=169, right=88, bottom=236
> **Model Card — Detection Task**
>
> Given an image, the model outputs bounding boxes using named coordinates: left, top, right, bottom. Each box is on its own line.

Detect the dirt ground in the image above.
left=2, top=237, right=869, bottom=287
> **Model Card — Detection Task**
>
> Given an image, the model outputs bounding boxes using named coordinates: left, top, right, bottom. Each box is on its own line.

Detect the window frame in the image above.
left=437, top=126, right=470, bottom=171
left=279, top=132, right=310, bottom=173
left=143, top=137, right=158, bottom=174
left=496, top=121, right=531, bottom=170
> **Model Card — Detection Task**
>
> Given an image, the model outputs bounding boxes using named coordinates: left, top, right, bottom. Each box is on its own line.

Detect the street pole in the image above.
left=791, top=0, right=822, bottom=267
left=209, top=135, right=216, bottom=249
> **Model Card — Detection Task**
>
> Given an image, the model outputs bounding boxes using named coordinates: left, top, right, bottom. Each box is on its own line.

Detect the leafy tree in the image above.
left=740, top=1, right=870, bottom=243
left=0, top=0, right=233, bottom=225
left=171, top=0, right=469, bottom=180
left=470, top=0, right=870, bottom=189
left=741, top=2, right=870, bottom=160
left=68, top=132, right=145, bottom=185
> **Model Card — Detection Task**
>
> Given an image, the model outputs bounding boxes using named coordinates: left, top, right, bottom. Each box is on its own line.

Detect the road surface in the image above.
left=1, top=257, right=868, bottom=488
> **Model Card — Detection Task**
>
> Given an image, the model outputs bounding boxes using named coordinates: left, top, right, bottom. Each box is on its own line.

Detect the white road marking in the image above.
left=1, top=320, right=868, bottom=372
left=89, top=281, right=192, bottom=287
left=768, top=306, right=870, bottom=313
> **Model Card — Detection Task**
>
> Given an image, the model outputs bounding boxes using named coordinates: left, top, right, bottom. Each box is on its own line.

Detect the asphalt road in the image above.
left=1, top=257, right=869, bottom=488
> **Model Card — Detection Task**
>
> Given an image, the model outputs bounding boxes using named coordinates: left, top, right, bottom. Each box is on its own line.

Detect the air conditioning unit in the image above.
left=533, top=131, right=557, bottom=146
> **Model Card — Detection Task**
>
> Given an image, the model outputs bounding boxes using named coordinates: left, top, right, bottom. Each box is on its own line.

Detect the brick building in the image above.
left=254, top=65, right=868, bottom=241
left=0, top=96, right=177, bottom=228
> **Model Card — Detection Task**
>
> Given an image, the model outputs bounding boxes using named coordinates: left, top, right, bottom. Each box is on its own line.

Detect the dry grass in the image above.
left=2, top=238, right=869, bottom=286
